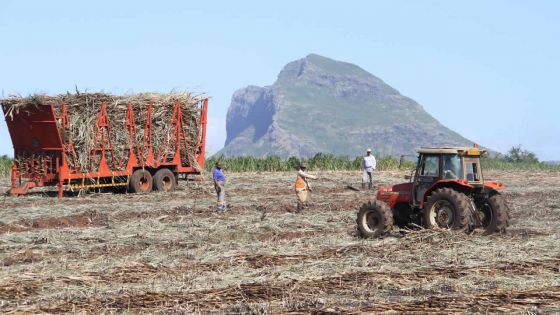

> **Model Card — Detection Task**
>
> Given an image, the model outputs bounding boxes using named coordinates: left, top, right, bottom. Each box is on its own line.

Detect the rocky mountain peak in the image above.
left=219, top=54, right=475, bottom=158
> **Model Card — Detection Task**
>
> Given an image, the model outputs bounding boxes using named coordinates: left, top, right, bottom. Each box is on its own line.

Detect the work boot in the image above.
left=368, top=183, right=372, bottom=190
left=296, top=202, right=304, bottom=213
left=216, top=205, right=225, bottom=214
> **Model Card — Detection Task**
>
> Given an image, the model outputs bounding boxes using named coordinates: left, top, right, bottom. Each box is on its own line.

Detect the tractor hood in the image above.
left=378, top=182, right=413, bottom=193
left=376, top=182, right=413, bottom=208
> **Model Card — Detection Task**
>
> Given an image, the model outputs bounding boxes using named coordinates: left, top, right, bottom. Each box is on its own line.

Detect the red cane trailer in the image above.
left=2, top=98, right=208, bottom=198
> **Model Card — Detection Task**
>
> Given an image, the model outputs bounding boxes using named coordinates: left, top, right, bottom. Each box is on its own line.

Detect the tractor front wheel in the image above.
left=129, top=169, right=153, bottom=193
left=480, top=193, right=510, bottom=235
left=424, top=188, right=470, bottom=230
left=356, top=201, right=394, bottom=238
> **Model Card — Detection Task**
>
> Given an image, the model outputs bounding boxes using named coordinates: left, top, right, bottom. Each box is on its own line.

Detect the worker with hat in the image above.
left=294, top=163, right=318, bottom=212
left=362, top=148, right=377, bottom=190
left=213, top=161, right=226, bottom=214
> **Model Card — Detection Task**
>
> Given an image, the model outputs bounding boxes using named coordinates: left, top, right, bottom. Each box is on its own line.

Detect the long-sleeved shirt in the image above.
left=364, top=155, right=376, bottom=171
left=297, top=169, right=317, bottom=189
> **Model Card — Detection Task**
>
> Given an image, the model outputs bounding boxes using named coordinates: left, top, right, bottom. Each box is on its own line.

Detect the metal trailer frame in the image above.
left=2, top=98, right=208, bottom=198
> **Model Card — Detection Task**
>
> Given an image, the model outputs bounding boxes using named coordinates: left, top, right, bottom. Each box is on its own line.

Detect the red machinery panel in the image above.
left=3, top=104, right=62, bottom=153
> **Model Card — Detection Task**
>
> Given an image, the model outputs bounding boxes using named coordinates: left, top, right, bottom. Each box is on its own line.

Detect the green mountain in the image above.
left=219, top=54, right=475, bottom=158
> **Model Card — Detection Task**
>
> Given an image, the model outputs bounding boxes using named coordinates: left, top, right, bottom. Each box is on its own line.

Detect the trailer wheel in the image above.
left=129, top=169, right=153, bottom=193
left=153, top=168, right=176, bottom=192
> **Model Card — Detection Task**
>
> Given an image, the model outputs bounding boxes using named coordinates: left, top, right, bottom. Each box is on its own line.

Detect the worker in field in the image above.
left=213, top=162, right=226, bottom=214
left=295, top=163, right=317, bottom=212
left=362, top=148, right=376, bottom=190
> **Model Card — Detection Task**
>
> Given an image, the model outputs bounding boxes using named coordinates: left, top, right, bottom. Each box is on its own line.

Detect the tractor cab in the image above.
left=412, top=146, right=485, bottom=206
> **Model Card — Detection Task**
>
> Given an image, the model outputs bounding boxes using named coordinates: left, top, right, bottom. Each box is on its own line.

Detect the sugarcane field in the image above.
left=0, top=167, right=558, bottom=313
left=3, top=2, right=560, bottom=314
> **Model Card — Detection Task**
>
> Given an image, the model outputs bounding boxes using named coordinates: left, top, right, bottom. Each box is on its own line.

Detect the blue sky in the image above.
left=1, top=1, right=559, bottom=160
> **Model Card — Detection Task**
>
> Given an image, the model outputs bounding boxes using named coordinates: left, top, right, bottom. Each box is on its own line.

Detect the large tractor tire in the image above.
left=424, top=188, right=470, bottom=230
left=356, top=201, right=394, bottom=238
left=480, top=193, right=510, bottom=235
left=129, top=169, right=153, bottom=193
left=153, top=168, right=177, bottom=192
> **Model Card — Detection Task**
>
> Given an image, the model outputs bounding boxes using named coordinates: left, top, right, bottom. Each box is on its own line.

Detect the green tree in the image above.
left=286, top=156, right=301, bottom=170
left=504, top=145, right=539, bottom=163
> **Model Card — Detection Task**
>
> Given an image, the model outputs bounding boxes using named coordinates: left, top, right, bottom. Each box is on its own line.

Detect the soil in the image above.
left=0, top=170, right=559, bottom=313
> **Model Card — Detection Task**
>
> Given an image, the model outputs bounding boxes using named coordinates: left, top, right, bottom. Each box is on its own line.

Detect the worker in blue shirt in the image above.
left=212, top=162, right=226, bottom=213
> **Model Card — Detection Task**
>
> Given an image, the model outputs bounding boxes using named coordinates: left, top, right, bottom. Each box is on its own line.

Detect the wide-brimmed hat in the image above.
left=366, top=148, right=372, bottom=152
left=215, top=161, right=223, bottom=167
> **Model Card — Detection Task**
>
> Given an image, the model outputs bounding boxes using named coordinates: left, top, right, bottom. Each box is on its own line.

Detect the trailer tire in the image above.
left=153, top=168, right=176, bottom=192
left=129, top=169, right=153, bottom=193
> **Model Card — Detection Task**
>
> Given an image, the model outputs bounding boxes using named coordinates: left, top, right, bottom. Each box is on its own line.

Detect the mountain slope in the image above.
left=220, top=54, right=475, bottom=158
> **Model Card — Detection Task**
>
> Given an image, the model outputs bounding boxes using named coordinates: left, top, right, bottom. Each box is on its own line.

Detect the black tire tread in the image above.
left=484, top=193, right=510, bottom=235
left=424, top=188, right=470, bottom=230
left=129, top=169, right=153, bottom=194
left=153, top=168, right=177, bottom=192
left=356, top=200, right=394, bottom=238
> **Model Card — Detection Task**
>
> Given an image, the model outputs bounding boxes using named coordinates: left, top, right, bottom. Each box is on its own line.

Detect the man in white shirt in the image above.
left=362, top=148, right=376, bottom=190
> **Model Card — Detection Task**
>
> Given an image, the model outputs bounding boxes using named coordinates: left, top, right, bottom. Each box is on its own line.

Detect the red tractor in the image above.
left=357, top=146, right=510, bottom=237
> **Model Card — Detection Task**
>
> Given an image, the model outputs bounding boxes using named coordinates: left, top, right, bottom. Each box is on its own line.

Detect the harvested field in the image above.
left=0, top=170, right=559, bottom=314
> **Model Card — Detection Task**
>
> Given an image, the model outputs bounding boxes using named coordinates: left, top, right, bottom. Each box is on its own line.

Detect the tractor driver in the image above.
left=443, top=154, right=462, bottom=180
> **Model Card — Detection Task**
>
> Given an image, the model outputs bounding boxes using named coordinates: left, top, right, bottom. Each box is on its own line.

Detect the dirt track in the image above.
left=0, top=170, right=559, bottom=314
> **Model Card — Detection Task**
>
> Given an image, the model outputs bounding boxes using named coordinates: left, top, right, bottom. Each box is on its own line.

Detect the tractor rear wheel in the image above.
left=129, top=169, right=153, bottom=193
left=153, top=168, right=177, bottom=192
left=356, top=201, right=393, bottom=238
left=480, top=193, right=510, bottom=235
left=424, top=188, right=470, bottom=230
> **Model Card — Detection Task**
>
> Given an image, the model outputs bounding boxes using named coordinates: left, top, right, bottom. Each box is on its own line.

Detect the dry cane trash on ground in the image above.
left=0, top=169, right=559, bottom=313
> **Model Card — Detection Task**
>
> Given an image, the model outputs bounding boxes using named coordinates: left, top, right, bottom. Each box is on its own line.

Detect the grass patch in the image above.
left=0, top=155, right=12, bottom=178
left=482, top=158, right=560, bottom=171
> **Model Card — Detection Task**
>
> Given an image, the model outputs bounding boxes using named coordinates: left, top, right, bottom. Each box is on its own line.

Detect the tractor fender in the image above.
left=484, top=181, right=506, bottom=190
left=421, top=180, right=474, bottom=208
